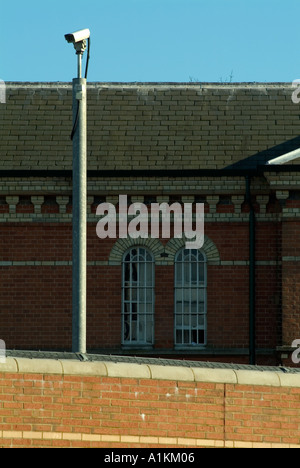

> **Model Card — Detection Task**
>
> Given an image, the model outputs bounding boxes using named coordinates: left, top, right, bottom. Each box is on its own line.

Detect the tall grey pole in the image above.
left=72, top=76, right=87, bottom=354
left=64, top=30, right=90, bottom=355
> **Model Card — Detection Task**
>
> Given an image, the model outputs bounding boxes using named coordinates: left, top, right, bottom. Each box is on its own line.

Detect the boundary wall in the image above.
left=1, top=357, right=300, bottom=448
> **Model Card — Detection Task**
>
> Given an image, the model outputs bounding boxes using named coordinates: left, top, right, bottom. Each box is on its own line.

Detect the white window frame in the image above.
left=174, top=248, right=207, bottom=347
left=122, top=247, right=155, bottom=347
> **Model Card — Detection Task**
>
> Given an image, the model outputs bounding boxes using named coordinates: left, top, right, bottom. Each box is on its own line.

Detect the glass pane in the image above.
left=175, top=314, right=182, bottom=327
left=199, top=264, right=205, bottom=284
left=191, top=315, right=198, bottom=328
left=139, top=288, right=145, bottom=302
left=183, top=262, right=190, bottom=284
left=145, top=250, right=152, bottom=262
left=176, top=329, right=183, bottom=344
left=146, top=288, right=152, bottom=303
left=191, top=263, right=198, bottom=284
left=199, top=289, right=205, bottom=302
left=182, top=249, right=190, bottom=261
left=124, top=263, right=131, bottom=283
left=124, top=253, right=131, bottom=263
left=146, top=315, right=153, bottom=343
left=191, top=289, right=197, bottom=302
left=197, top=329, right=205, bottom=344
left=145, top=263, right=153, bottom=286
left=183, top=290, right=190, bottom=302
left=131, top=321, right=137, bottom=341
left=183, top=330, right=190, bottom=344
left=197, top=251, right=205, bottom=262
left=183, top=314, right=190, bottom=326
left=175, top=265, right=182, bottom=285
left=146, top=303, right=152, bottom=315
left=124, top=318, right=130, bottom=342
left=177, top=250, right=183, bottom=262
left=198, top=315, right=205, bottom=327
left=175, top=289, right=182, bottom=302
left=131, top=288, right=137, bottom=301
left=190, top=251, right=198, bottom=262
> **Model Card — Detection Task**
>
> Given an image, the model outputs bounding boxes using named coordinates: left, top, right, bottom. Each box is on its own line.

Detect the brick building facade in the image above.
left=1, top=82, right=300, bottom=366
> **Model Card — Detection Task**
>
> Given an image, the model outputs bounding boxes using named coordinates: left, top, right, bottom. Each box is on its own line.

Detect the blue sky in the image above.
left=1, top=0, right=300, bottom=83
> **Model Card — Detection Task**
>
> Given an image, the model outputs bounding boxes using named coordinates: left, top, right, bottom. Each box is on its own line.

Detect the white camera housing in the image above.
left=65, top=29, right=90, bottom=44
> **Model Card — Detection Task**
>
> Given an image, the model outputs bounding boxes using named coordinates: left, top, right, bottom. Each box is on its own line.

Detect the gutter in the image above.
left=266, top=148, right=300, bottom=166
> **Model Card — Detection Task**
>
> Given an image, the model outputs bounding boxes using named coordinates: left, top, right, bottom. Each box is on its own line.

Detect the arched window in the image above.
left=122, top=247, right=155, bottom=346
left=175, top=249, right=207, bottom=347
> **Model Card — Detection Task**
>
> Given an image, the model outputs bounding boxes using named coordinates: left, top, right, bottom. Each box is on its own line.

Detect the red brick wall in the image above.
left=0, top=359, right=299, bottom=448
left=0, top=266, right=72, bottom=349
left=282, top=221, right=300, bottom=347
left=0, top=220, right=282, bottom=360
left=225, top=383, right=300, bottom=446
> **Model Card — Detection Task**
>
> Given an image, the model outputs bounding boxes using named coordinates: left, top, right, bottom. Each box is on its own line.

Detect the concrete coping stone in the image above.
left=234, top=370, right=281, bottom=387
left=104, top=361, right=151, bottom=379
left=1, top=357, right=300, bottom=388
left=15, top=357, right=63, bottom=375
left=149, top=364, right=195, bottom=382
left=192, top=367, right=237, bottom=384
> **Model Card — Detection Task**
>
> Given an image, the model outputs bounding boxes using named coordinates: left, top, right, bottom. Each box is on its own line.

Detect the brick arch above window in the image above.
left=165, top=235, right=221, bottom=265
left=108, top=238, right=165, bottom=265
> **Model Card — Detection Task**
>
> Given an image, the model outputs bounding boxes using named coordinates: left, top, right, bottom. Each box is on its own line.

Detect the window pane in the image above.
left=146, top=288, right=153, bottom=303
left=199, top=264, right=205, bottom=284
left=176, top=329, right=183, bottom=344
left=175, top=265, right=182, bottom=286
left=198, top=315, right=205, bottom=327
left=131, top=288, right=137, bottom=301
left=175, top=314, right=183, bottom=327
left=183, top=330, right=190, bottom=344
left=191, top=262, right=198, bottom=284
left=124, top=253, right=131, bottom=263
left=191, top=315, right=198, bottom=328
left=175, top=289, right=182, bottom=302
left=183, top=262, right=190, bottom=283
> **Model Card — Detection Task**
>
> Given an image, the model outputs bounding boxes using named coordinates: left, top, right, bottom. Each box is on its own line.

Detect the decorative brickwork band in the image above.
left=108, top=237, right=165, bottom=265
left=165, top=235, right=221, bottom=265
left=107, top=235, right=220, bottom=266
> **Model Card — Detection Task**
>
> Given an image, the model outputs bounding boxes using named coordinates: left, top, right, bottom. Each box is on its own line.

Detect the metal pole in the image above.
left=77, top=53, right=82, bottom=80
left=72, top=77, right=87, bottom=354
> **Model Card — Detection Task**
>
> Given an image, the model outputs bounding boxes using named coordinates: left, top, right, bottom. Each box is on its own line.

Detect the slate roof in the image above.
left=1, top=82, right=299, bottom=171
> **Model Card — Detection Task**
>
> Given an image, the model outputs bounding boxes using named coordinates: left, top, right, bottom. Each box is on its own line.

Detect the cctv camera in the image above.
left=65, top=29, right=90, bottom=44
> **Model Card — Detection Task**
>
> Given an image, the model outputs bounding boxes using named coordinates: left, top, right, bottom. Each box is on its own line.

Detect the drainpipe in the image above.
left=246, top=176, right=256, bottom=365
